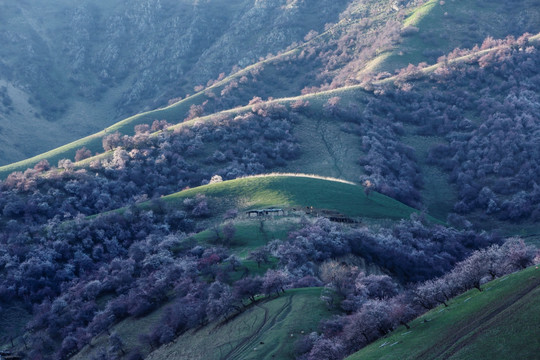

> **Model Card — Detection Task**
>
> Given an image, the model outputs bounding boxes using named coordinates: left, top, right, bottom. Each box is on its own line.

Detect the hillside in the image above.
left=347, top=265, right=540, bottom=360
left=0, top=1, right=540, bottom=359
left=363, top=0, right=540, bottom=75
left=2, top=0, right=539, bottom=166
left=0, top=0, right=349, bottom=165
left=157, top=174, right=423, bottom=221
left=74, top=287, right=335, bottom=360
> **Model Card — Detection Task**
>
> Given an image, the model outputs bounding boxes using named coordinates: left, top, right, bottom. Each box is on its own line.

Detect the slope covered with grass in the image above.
left=147, top=288, right=334, bottom=360
left=0, top=0, right=352, bottom=165
left=72, top=288, right=334, bottom=360
left=364, top=0, right=540, bottom=75
left=347, top=265, right=540, bottom=360
left=158, top=174, right=427, bottom=222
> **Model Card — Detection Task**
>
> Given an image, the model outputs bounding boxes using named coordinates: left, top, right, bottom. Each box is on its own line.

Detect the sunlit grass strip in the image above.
left=403, top=0, right=438, bottom=27
left=238, top=173, right=356, bottom=185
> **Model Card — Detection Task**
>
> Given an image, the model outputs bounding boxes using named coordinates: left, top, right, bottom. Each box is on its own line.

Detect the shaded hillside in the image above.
left=0, top=0, right=349, bottom=165
left=3, top=0, right=539, bottom=165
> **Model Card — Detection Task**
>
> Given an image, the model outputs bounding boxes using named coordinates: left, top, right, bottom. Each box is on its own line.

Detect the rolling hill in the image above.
left=156, top=174, right=423, bottom=221
left=1, top=1, right=540, bottom=359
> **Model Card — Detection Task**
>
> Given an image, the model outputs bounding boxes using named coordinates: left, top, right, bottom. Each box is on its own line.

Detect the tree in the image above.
left=227, top=254, right=241, bottom=271
left=184, top=102, right=206, bottom=121
left=233, top=277, right=263, bottom=303
left=209, top=174, right=223, bottom=183
left=501, top=238, right=536, bottom=271
left=58, top=159, right=74, bottom=172
left=262, top=270, right=289, bottom=296
left=222, top=222, right=236, bottom=245
left=75, top=147, right=92, bottom=162
left=34, top=159, right=51, bottom=172
left=453, top=256, right=489, bottom=292
left=389, top=295, right=418, bottom=330
left=207, top=281, right=234, bottom=321
left=248, top=248, right=270, bottom=268
left=307, top=337, right=345, bottom=360
left=102, top=132, right=123, bottom=151
left=319, top=261, right=358, bottom=296
left=58, top=335, right=79, bottom=359
left=108, top=332, right=126, bottom=356
left=323, top=96, right=341, bottom=116
left=359, top=274, right=398, bottom=299
left=414, top=280, right=449, bottom=309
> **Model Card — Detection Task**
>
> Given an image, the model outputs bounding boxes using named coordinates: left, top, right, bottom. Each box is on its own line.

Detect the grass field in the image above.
left=72, top=287, right=335, bottom=360
left=347, top=265, right=540, bottom=360
left=368, top=0, right=540, bottom=75
left=157, top=174, right=430, bottom=222
left=145, top=287, right=335, bottom=360
left=192, top=218, right=300, bottom=257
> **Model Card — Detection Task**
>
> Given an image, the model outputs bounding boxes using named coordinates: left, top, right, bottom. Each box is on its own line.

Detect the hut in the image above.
left=246, top=208, right=284, bottom=217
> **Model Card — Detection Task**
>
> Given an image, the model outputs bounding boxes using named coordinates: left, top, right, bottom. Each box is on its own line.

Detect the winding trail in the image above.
left=221, top=293, right=294, bottom=360
left=316, top=116, right=343, bottom=178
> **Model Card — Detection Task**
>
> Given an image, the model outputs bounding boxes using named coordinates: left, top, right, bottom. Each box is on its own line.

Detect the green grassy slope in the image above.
left=72, top=287, right=335, bottom=360
left=347, top=265, right=540, bottom=360
left=158, top=174, right=427, bottom=221
left=364, top=0, right=540, bottom=75
left=0, top=91, right=208, bottom=177
left=146, top=288, right=335, bottom=360
left=192, top=218, right=298, bottom=257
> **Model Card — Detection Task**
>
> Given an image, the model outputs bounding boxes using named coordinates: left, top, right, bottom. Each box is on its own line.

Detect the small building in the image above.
left=246, top=208, right=284, bottom=217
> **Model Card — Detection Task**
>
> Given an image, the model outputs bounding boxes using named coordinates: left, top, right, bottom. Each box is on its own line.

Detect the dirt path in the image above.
left=416, top=276, right=540, bottom=360
left=222, top=293, right=294, bottom=360
left=316, top=116, right=343, bottom=179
